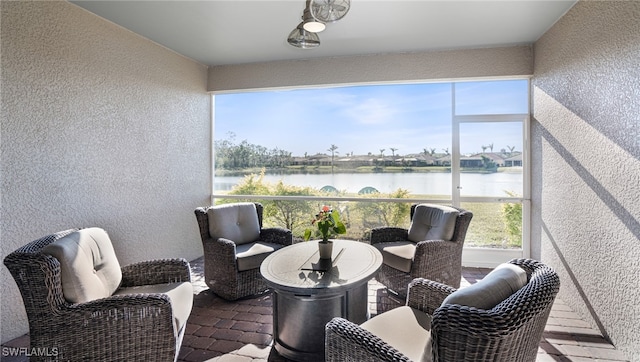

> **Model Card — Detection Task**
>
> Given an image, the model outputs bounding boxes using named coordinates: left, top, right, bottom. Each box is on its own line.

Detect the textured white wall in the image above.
left=208, top=45, right=533, bottom=93
left=532, top=1, right=640, bottom=359
left=1, top=1, right=211, bottom=342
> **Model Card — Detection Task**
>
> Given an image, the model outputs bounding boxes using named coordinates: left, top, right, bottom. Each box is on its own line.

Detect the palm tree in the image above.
left=328, top=144, right=339, bottom=174
left=378, top=148, right=386, bottom=167
left=481, top=145, right=487, bottom=153
left=488, top=143, right=494, bottom=152
left=390, top=147, right=398, bottom=158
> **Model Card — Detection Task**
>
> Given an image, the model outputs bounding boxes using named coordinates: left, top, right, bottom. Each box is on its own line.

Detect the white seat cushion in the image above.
left=442, top=263, right=528, bottom=310
left=115, top=282, right=193, bottom=336
left=207, top=203, right=261, bottom=245
left=408, top=204, right=459, bottom=242
left=373, top=241, right=416, bottom=273
left=236, top=241, right=285, bottom=271
left=361, top=306, right=433, bottom=362
left=42, top=227, right=122, bottom=303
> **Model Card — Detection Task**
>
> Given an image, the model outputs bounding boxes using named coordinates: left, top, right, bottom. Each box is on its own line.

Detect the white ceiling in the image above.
left=70, top=0, right=577, bottom=67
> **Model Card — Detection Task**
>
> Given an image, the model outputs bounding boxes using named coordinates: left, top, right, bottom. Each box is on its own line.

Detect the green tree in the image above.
left=481, top=155, right=497, bottom=171
left=224, top=170, right=270, bottom=197
left=357, top=188, right=410, bottom=234
left=269, top=181, right=316, bottom=233
left=221, top=170, right=318, bottom=236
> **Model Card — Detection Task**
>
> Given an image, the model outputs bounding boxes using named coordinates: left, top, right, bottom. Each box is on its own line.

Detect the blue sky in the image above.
left=214, top=79, right=528, bottom=156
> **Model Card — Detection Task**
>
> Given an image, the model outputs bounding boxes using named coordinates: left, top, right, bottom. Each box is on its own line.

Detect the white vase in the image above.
left=318, top=240, right=333, bottom=259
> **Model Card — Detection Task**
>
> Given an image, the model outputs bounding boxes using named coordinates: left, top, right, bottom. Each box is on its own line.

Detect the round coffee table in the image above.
left=260, top=239, right=382, bottom=362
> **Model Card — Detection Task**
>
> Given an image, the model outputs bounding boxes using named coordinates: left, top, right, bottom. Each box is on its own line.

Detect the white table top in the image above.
left=260, top=239, right=382, bottom=295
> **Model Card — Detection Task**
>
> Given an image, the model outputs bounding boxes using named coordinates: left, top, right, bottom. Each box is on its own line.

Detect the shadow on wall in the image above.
left=531, top=87, right=640, bottom=358
left=535, top=115, right=639, bottom=343
left=539, top=125, right=640, bottom=242
left=541, top=221, right=610, bottom=342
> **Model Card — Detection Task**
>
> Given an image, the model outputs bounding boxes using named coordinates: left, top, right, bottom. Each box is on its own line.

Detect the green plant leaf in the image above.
left=303, top=229, right=312, bottom=241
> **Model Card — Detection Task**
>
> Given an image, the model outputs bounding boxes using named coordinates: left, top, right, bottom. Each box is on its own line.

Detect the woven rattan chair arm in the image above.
left=207, top=237, right=237, bottom=258
left=370, top=227, right=409, bottom=245
left=406, top=278, right=456, bottom=315
left=325, top=317, right=411, bottom=362
left=260, top=227, right=293, bottom=246
left=66, top=292, right=173, bottom=313
left=56, top=294, right=177, bottom=360
left=121, top=258, right=191, bottom=287
left=412, top=240, right=460, bottom=273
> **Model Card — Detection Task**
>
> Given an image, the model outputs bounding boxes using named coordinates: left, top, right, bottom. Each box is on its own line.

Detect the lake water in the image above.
left=214, top=171, right=523, bottom=197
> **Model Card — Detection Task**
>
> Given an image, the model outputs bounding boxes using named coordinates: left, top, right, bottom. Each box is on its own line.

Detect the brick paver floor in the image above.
left=1, top=256, right=630, bottom=362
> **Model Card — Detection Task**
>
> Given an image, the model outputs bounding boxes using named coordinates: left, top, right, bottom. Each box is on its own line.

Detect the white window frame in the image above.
left=451, top=83, right=531, bottom=267
left=210, top=79, right=532, bottom=268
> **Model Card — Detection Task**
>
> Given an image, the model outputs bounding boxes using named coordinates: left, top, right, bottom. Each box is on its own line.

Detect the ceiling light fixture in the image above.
left=287, top=0, right=350, bottom=49
left=302, top=8, right=326, bottom=33
left=287, top=22, right=321, bottom=49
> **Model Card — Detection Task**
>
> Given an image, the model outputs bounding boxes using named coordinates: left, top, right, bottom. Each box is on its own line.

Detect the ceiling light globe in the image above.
left=303, top=21, right=326, bottom=33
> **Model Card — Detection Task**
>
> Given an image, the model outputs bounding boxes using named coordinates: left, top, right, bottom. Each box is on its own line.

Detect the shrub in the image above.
left=502, top=190, right=522, bottom=245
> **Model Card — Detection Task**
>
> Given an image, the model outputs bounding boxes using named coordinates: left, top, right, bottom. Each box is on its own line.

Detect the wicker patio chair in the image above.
left=4, top=227, right=193, bottom=362
left=194, top=202, right=293, bottom=300
left=370, top=203, right=473, bottom=298
left=326, top=258, right=560, bottom=362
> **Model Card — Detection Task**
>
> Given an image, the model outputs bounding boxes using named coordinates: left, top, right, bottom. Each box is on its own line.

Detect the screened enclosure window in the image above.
left=214, top=82, right=454, bottom=196
left=454, top=80, right=529, bottom=115
left=458, top=121, right=523, bottom=197
left=213, top=79, right=529, bottom=248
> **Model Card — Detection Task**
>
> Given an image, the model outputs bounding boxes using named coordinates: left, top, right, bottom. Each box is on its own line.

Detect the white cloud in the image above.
left=343, top=98, right=399, bottom=125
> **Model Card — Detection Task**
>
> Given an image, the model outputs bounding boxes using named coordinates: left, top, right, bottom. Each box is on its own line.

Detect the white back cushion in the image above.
left=42, top=227, right=122, bottom=303
left=408, top=204, right=459, bottom=242
left=442, top=263, right=528, bottom=310
left=207, top=202, right=261, bottom=245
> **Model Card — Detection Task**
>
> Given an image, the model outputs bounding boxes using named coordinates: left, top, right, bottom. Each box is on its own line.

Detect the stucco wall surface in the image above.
left=208, top=45, right=533, bottom=93
left=1, top=1, right=211, bottom=342
left=532, top=1, right=640, bottom=359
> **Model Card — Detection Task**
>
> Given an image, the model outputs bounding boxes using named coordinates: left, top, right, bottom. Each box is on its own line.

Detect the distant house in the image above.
left=476, top=152, right=507, bottom=167
left=435, top=154, right=451, bottom=166
left=460, top=155, right=484, bottom=167
left=404, top=153, right=437, bottom=166
left=504, top=153, right=523, bottom=167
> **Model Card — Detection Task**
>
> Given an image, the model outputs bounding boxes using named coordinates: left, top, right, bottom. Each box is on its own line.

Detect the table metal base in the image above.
left=261, top=240, right=382, bottom=362
left=272, top=283, right=369, bottom=361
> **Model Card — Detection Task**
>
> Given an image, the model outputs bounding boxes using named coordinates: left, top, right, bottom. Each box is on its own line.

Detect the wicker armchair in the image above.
left=370, top=203, right=473, bottom=298
left=4, top=228, right=193, bottom=362
left=326, top=258, right=560, bottom=362
left=194, top=202, right=293, bottom=300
